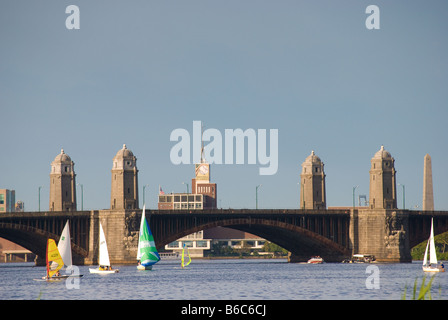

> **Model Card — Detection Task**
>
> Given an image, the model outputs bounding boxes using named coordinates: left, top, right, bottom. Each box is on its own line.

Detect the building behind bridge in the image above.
left=0, top=189, right=16, bottom=213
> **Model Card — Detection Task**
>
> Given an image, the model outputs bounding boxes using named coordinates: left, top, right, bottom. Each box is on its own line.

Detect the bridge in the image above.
left=1, top=208, right=448, bottom=265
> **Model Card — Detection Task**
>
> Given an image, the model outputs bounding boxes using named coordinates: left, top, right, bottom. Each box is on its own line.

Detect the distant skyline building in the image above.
left=423, top=153, right=434, bottom=211
left=299, top=150, right=326, bottom=209
left=49, top=149, right=76, bottom=211
left=0, top=189, right=15, bottom=213
left=14, top=200, right=24, bottom=212
left=110, top=144, right=139, bottom=210
left=369, top=145, right=397, bottom=210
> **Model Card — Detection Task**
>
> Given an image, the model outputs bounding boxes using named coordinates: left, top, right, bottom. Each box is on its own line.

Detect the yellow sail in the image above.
left=47, top=239, right=64, bottom=278
left=181, top=244, right=191, bottom=268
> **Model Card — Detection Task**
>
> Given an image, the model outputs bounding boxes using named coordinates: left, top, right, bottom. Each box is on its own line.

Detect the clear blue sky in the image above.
left=1, top=1, right=447, bottom=211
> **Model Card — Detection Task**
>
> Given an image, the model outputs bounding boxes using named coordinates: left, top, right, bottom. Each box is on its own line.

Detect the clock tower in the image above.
left=191, top=132, right=217, bottom=208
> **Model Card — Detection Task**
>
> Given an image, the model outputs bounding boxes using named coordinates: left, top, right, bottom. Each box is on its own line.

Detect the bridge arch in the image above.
left=0, top=222, right=88, bottom=264
left=155, top=217, right=351, bottom=262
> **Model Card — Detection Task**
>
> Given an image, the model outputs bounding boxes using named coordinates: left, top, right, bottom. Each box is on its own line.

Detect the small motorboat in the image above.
left=307, top=256, right=324, bottom=264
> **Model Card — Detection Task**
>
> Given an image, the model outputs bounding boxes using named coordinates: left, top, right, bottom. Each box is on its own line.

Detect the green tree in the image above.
left=262, top=242, right=288, bottom=256
left=411, top=231, right=448, bottom=261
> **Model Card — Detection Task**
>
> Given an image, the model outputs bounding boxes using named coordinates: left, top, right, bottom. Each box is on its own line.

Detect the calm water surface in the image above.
left=0, top=259, right=446, bottom=300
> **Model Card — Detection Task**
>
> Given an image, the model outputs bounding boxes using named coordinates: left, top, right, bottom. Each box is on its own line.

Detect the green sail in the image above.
left=138, top=209, right=160, bottom=267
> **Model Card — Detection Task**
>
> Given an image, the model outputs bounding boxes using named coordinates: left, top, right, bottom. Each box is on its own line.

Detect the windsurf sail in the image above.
left=137, top=205, right=160, bottom=267
left=46, top=239, right=64, bottom=278
left=181, top=243, right=191, bottom=268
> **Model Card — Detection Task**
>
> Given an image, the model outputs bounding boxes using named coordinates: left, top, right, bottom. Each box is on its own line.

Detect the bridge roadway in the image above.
left=0, top=208, right=447, bottom=264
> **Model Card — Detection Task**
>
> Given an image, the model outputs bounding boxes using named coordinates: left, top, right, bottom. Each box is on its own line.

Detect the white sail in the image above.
left=423, top=239, right=429, bottom=266
left=58, top=220, right=72, bottom=267
left=429, top=218, right=438, bottom=265
left=99, top=223, right=111, bottom=267
left=136, top=205, right=146, bottom=261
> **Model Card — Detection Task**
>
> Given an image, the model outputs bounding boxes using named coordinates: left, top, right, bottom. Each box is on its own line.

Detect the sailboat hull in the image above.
left=33, top=274, right=83, bottom=282
left=423, top=266, right=445, bottom=272
left=137, top=264, right=153, bottom=270
left=89, top=268, right=119, bottom=274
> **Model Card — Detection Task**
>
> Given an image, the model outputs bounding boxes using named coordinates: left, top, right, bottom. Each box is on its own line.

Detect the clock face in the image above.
left=199, top=164, right=209, bottom=175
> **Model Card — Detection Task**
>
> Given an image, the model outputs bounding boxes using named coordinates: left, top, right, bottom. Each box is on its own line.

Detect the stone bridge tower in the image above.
left=369, top=145, right=397, bottom=209
left=300, top=151, right=326, bottom=209
left=49, top=149, right=76, bottom=211
left=351, top=146, right=410, bottom=262
left=110, top=144, right=139, bottom=210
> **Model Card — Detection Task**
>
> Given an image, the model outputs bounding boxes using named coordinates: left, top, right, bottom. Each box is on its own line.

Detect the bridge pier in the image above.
left=350, top=209, right=411, bottom=262
left=84, top=209, right=141, bottom=265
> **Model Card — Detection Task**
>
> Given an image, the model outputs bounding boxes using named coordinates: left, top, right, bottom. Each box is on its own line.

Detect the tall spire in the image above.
left=423, top=154, right=434, bottom=211
left=200, top=121, right=206, bottom=163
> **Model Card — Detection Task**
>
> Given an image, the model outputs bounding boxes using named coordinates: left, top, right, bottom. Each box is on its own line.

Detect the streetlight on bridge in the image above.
left=38, top=186, right=43, bottom=212
left=256, top=184, right=262, bottom=209
left=352, top=185, right=359, bottom=211
left=143, top=184, right=150, bottom=207
left=182, top=182, right=189, bottom=194
left=77, top=183, right=83, bottom=211
left=398, top=183, right=405, bottom=209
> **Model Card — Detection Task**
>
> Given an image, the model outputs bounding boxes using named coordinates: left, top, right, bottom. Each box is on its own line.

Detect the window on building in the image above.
left=197, top=241, right=208, bottom=248
left=168, top=241, right=179, bottom=248
left=184, top=241, right=193, bottom=247
left=246, top=241, right=255, bottom=247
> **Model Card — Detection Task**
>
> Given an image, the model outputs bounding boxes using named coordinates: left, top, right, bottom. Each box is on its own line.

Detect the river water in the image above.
left=0, top=259, right=446, bottom=300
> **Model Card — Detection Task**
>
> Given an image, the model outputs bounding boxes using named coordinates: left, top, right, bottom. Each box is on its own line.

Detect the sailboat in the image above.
left=422, top=218, right=445, bottom=272
left=137, top=205, right=160, bottom=270
left=34, top=239, right=70, bottom=281
left=181, top=243, right=192, bottom=268
left=89, top=223, right=119, bottom=274
left=55, top=220, right=83, bottom=277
